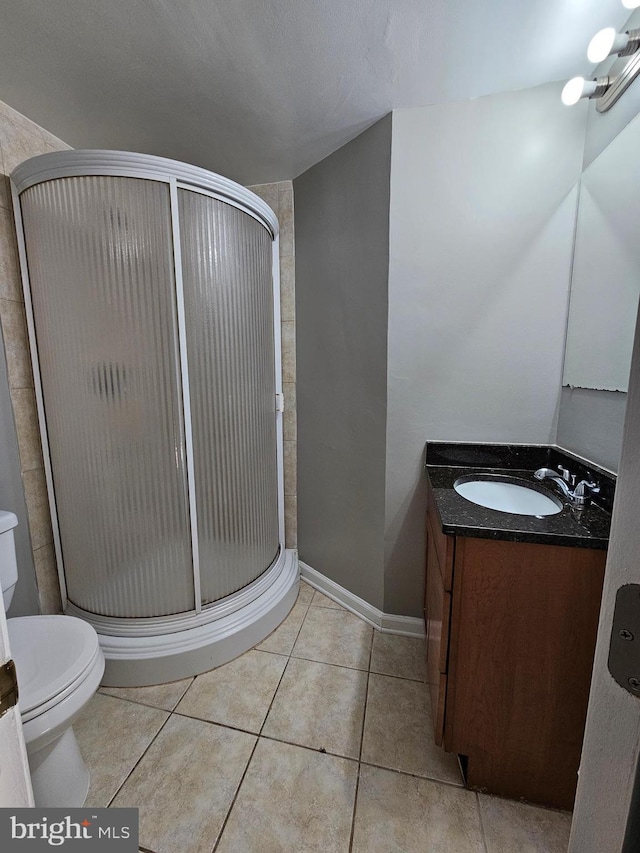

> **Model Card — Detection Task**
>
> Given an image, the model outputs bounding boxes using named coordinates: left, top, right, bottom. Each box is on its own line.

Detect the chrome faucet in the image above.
left=534, top=468, right=572, bottom=498
left=533, top=466, right=600, bottom=508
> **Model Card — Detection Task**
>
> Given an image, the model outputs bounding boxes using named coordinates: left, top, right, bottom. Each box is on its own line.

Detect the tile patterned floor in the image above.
left=75, top=581, right=572, bottom=853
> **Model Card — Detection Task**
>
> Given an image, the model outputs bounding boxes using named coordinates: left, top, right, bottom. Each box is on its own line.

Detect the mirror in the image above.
left=563, top=110, right=640, bottom=393
left=558, top=105, right=640, bottom=472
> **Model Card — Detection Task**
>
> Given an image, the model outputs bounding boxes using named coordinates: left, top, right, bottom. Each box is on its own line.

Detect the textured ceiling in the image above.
left=0, top=0, right=631, bottom=184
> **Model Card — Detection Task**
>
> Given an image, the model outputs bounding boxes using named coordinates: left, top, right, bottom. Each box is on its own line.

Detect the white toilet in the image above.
left=0, top=510, right=105, bottom=807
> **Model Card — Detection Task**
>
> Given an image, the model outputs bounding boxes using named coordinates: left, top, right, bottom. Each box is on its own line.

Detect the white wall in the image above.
left=569, top=298, right=640, bottom=853
left=384, top=83, right=587, bottom=615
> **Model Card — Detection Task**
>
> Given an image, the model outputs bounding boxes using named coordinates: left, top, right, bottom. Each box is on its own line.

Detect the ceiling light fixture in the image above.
left=587, top=26, right=640, bottom=62
left=561, top=75, right=610, bottom=106
left=622, top=1, right=640, bottom=9
left=562, top=11, right=640, bottom=111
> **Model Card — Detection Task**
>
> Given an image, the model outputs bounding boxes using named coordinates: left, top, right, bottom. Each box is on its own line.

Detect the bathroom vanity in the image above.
left=424, top=443, right=612, bottom=810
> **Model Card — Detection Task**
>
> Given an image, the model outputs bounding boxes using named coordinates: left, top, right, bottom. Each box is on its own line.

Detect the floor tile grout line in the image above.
left=348, top=764, right=363, bottom=853
left=361, top=628, right=375, bottom=760
left=283, top=654, right=371, bottom=675
left=105, top=711, right=173, bottom=809
left=349, top=625, right=375, bottom=852
left=96, top=691, right=169, bottom=713
left=98, top=680, right=194, bottom=715
left=476, top=791, right=491, bottom=853
left=171, top=709, right=263, bottom=738
left=253, top=647, right=290, bottom=660
left=257, top=728, right=361, bottom=762
left=170, top=678, right=196, bottom=709
left=358, top=759, right=466, bottom=791
left=258, top=649, right=298, bottom=738
left=284, top=596, right=313, bottom=656
left=367, top=669, right=428, bottom=687
left=289, top=650, right=370, bottom=673
left=309, top=598, right=345, bottom=611
left=206, top=589, right=315, bottom=851
left=367, top=667, right=426, bottom=683
left=211, top=735, right=261, bottom=853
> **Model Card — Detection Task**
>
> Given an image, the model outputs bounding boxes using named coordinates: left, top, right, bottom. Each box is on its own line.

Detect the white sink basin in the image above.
left=453, top=476, right=563, bottom=516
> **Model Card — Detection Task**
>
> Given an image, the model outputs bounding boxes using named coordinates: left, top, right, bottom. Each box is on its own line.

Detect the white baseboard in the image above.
left=298, top=561, right=425, bottom=639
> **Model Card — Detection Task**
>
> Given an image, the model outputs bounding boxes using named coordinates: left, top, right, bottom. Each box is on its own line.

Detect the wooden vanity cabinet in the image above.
left=424, top=487, right=454, bottom=745
left=425, top=482, right=606, bottom=809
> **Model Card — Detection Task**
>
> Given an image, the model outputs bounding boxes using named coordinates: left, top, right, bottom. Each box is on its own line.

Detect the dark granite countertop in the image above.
left=425, top=443, right=614, bottom=550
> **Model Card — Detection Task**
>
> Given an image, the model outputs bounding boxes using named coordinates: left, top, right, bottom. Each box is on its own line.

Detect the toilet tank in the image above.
left=0, top=511, right=19, bottom=611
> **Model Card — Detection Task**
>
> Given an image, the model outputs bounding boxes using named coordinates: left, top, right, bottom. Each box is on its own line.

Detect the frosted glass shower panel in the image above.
left=178, top=190, right=280, bottom=604
left=20, top=177, right=194, bottom=617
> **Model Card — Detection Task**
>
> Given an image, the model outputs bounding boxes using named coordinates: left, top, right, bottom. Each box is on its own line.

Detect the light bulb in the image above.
left=588, top=27, right=640, bottom=62
left=562, top=77, right=589, bottom=105
left=622, top=0, right=640, bottom=9
left=588, top=28, right=621, bottom=63
left=561, top=76, right=609, bottom=106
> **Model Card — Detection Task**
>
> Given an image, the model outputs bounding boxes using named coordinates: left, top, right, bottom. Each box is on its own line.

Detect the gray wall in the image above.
left=0, top=323, right=39, bottom=616
left=294, top=114, right=392, bottom=609
left=557, top=388, right=627, bottom=474
left=384, top=83, right=586, bottom=616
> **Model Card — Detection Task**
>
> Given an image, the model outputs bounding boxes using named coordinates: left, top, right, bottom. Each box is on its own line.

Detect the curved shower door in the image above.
left=178, top=189, right=280, bottom=605
left=15, top=155, right=282, bottom=627
left=11, top=150, right=292, bottom=684
left=20, top=176, right=195, bottom=617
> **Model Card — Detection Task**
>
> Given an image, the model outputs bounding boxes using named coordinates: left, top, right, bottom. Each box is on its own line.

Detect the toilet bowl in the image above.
left=8, top=616, right=105, bottom=807
left=0, top=511, right=105, bottom=807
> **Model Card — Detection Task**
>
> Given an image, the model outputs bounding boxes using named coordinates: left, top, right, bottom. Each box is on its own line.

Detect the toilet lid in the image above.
left=7, top=616, right=101, bottom=715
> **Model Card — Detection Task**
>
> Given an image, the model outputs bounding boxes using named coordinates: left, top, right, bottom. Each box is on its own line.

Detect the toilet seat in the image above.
left=8, top=616, right=101, bottom=720
left=0, top=520, right=105, bottom=805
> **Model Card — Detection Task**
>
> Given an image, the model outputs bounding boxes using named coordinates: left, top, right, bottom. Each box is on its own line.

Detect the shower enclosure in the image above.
left=11, top=151, right=298, bottom=686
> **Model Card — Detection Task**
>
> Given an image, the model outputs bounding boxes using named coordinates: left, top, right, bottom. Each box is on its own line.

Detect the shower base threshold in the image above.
left=66, top=549, right=299, bottom=687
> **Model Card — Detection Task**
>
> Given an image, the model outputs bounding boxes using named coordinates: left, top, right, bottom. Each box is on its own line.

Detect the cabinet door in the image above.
left=425, top=518, right=451, bottom=745
left=427, top=486, right=455, bottom=590
left=445, top=536, right=606, bottom=808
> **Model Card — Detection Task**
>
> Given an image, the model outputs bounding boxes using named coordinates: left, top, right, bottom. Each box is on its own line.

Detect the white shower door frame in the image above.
left=10, top=151, right=295, bottom=684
